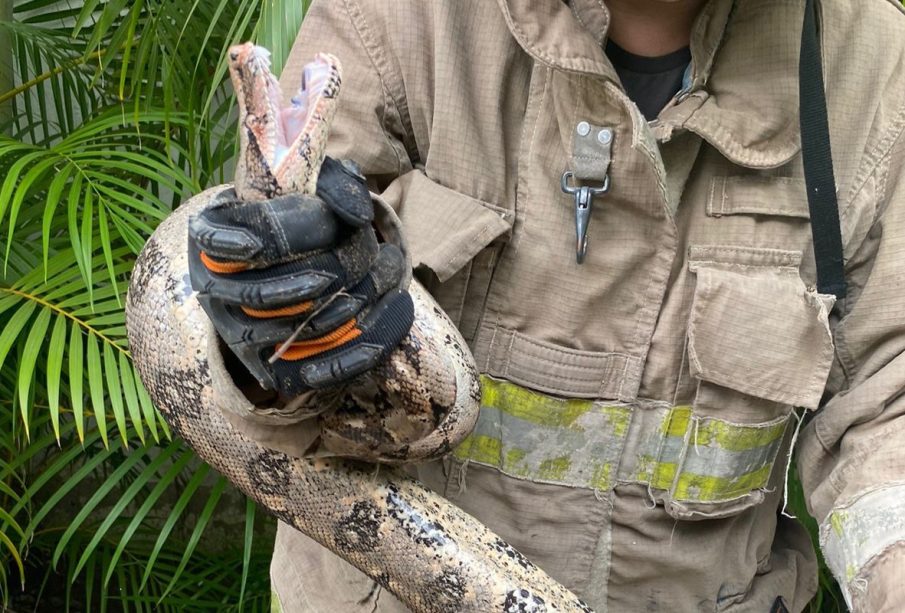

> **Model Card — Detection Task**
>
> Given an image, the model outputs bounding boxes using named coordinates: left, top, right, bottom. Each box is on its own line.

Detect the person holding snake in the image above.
left=127, top=0, right=905, bottom=611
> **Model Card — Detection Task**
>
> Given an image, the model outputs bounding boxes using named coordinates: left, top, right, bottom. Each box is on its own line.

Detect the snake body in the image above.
left=126, top=44, right=591, bottom=612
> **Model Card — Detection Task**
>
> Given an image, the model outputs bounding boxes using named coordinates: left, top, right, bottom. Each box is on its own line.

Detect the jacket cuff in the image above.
left=820, top=482, right=905, bottom=610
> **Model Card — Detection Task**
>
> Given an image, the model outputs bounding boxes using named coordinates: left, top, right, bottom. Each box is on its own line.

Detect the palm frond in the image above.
left=0, top=245, right=161, bottom=446
left=0, top=0, right=309, bottom=608
left=0, top=110, right=194, bottom=291
left=2, top=413, right=271, bottom=607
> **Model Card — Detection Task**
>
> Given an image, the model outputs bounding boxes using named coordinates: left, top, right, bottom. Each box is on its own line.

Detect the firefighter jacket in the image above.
left=223, top=0, right=905, bottom=610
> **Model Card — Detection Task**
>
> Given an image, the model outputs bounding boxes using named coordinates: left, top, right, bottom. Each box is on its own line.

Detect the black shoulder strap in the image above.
left=800, top=0, right=847, bottom=300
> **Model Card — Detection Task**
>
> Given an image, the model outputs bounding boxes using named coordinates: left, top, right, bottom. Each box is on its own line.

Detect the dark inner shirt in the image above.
left=605, top=40, right=691, bottom=121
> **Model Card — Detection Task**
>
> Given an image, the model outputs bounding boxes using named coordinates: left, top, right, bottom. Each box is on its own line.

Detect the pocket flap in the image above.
left=389, top=171, right=514, bottom=282
left=687, top=249, right=835, bottom=410
left=707, top=176, right=808, bottom=218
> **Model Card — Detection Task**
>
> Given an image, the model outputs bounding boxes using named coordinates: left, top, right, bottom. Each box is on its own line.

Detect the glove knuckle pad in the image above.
left=316, top=157, right=374, bottom=227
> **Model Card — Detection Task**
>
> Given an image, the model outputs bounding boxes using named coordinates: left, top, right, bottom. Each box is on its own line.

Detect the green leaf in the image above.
left=71, top=0, right=103, bottom=39
left=239, top=497, right=255, bottom=611
left=41, top=165, right=74, bottom=276
left=0, top=479, right=21, bottom=502
left=46, top=313, right=68, bottom=440
left=0, top=293, right=24, bottom=317
left=66, top=171, right=89, bottom=289
left=0, top=530, right=25, bottom=588
left=140, top=462, right=211, bottom=590
left=86, top=332, right=107, bottom=447
left=79, top=183, right=94, bottom=305
left=135, top=373, right=160, bottom=442
left=0, top=422, right=91, bottom=491
left=0, top=148, right=44, bottom=225
left=119, top=351, right=145, bottom=444
left=103, top=340, right=128, bottom=446
left=20, top=435, right=112, bottom=540
left=4, top=156, right=58, bottom=266
left=159, top=476, right=227, bottom=600
left=98, top=200, right=120, bottom=301
left=0, top=300, right=37, bottom=369
left=0, top=507, right=26, bottom=541
left=102, top=443, right=191, bottom=588
left=17, top=305, right=51, bottom=438
left=117, top=3, right=142, bottom=100
left=51, top=444, right=147, bottom=569
left=71, top=443, right=180, bottom=578
left=68, top=323, right=85, bottom=441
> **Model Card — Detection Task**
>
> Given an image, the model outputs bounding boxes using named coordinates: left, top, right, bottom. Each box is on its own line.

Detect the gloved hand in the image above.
left=187, top=157, right=414, bottom=397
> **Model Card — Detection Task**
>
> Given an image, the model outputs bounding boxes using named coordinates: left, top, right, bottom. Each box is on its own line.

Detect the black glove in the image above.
left=188, top=157, right=414, bottom=396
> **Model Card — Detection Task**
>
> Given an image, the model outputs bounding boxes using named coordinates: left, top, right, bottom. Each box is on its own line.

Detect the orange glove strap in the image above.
left=241, top=302, right=314, bottom=319
left=279, top=318, right=362, bottom=361
left=199, top=251, right=251, bottom=274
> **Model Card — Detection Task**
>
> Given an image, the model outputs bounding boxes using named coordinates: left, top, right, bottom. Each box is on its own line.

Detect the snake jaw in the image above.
left=281, top=57, right=333, bottom=159
left=274, top=52, right=342, bottom=195
left=228, top=43, right=283, bottom=200
left=227, top=43, right=342, bottom=200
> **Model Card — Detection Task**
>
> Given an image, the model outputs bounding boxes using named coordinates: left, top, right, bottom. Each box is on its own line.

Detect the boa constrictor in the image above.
left=126, top=43, right=591, bottom=612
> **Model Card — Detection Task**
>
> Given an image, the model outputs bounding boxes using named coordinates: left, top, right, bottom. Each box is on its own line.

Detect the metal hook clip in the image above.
left=561, top=171, right=610, bottom=264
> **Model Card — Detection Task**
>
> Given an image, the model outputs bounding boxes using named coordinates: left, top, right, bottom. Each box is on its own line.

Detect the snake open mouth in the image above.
left=227, top=42, right=342, bottom=199
left=281, top=57, right=334, bottom=165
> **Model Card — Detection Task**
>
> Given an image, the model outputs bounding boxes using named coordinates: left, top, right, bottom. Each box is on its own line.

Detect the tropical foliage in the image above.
left=0, top=0, right=305, bottom=609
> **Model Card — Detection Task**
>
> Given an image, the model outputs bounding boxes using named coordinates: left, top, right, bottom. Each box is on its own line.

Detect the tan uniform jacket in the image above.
left=233, top=0, right=905, bottom=610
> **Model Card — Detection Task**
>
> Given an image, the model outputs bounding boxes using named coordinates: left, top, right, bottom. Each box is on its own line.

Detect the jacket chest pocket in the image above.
left=656, top=245, right=836, bottom=520
left=687, top=246, right=835, bottom=411
left=393, top=171, right=513, bottom=345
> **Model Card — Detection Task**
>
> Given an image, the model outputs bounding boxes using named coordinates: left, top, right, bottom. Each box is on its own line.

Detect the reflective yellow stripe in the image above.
left=481, top=379, right=600, bottom=428
left=454, top=377, right=631, bottom=490
left=456, top=434, right=502, bottom=466
left=820, top=484, right=905, bottom=609
left=673, top=465, right=774, bottom=502
left=453, top=377, right=790, bottom=502
left=694, top=417, right=789, bottom=452
left=662, top=406, right=692, bottom=438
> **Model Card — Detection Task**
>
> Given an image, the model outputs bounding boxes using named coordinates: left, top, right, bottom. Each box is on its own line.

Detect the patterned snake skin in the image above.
left=125, top=43, right=591, bottom=612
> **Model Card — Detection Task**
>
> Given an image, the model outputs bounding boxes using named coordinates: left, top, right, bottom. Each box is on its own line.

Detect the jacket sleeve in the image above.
left=798, top=111, right=905, bottom=612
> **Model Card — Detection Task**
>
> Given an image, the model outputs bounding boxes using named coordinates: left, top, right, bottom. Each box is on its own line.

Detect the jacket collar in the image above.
left=495, top=0, right=803, bottom=169
left=666, top=0, right=806, bottom=168
left=492, top=0, right=734, bottom=80
left=492, top=0, right=616, bottom=77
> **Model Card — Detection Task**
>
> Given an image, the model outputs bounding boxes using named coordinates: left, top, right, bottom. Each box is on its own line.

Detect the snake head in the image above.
left=228, top=42, right=343, bottom=201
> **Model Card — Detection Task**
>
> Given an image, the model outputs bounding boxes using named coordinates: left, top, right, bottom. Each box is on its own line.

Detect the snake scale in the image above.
left=125, top=43, right=591, bottom=612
